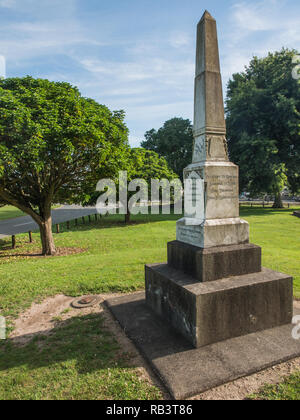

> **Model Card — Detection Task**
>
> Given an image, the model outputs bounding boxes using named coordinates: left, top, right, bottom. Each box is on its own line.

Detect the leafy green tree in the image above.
left=0, top=77, right=129, bottom=255
left=123, top=148, right=178, bottom=223
left=226, top=49, right=300, bottom=208
left=141, top=117, right=193, bottom=180
left=88, top=148, right=178, bottom=224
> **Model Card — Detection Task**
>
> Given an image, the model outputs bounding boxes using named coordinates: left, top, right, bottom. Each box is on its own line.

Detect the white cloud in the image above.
left=169, top=32, right=191, bottom=48
left=2, top=0, right=298, bottom=146
left=231, top=0, right=280, bottom=32
left=230, top=0, right=300, bottom=48
left=0, top=0, right=16, bottom=8
left=80, top=57, right=194, bottom=86
left=219, top=0, right=300, bottom=90
left=0, top=55, right=6, bottom=78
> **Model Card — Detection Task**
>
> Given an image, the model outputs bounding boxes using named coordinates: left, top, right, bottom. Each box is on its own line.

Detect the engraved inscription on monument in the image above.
left=206, top=175, right=238, bottom=200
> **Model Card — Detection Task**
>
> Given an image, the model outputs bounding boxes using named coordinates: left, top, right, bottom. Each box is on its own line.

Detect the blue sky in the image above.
left=0, top=0, right=299, bottom=146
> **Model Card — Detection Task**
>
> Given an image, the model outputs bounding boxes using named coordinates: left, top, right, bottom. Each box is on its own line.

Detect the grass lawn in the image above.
left=0, top=314, right=161, bottom=400
left=0, top=205, right=62, bottom=221
left=0, top=206, right=26, bottom=220
left=0, top=206, right=299, bottom=400
left=249, top=372, right=300, bottom=400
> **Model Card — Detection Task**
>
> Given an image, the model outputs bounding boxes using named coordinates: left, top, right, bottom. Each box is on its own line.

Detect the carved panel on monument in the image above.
left=193, top=135, right=206, bottom=163
left=207, top=136, right=228, bottom=160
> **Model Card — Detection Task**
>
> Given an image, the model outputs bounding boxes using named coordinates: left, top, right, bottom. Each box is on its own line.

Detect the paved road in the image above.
left=0, top=205, right=99, bottom=238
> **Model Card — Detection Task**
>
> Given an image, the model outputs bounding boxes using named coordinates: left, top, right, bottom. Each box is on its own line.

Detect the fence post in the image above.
left=82, top=216, right=85, bottom=224
left=67, top=221, right=70, bottom=230
left=28, top=231, right=33, bottom=243
left=56, top=224, right=60, bottom=234
left=12, top=235, right=16, bottom=249
left=75, top=219, right=78, bottom=226
left=95, top=214, right=98, bottom=222
left=88, top=215, right=91, bottom=223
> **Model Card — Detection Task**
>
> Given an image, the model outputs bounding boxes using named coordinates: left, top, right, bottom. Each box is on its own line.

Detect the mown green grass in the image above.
left=249, top=372, right=300, bottom=400
left=0, top=314, right=161, bottom=400
left=0, top=207, right=299, bottom=400
left=0, top=206, right=26, bottom=220
left=0, top=205, right=61, bottom=221
left=0, top=207, right=299, bottom=322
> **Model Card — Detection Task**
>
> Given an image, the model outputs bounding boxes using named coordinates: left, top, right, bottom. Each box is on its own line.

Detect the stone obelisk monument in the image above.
left=177, top=10, right=249, bottom=249
left=145, top=11, right=293, bottom=348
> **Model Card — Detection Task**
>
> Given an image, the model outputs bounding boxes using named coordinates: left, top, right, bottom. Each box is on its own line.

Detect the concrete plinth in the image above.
left=168, top=241, right=261, bottom=282
left=106, top=293, right=300, bottom=399
left=145, top=264, right=293, bottom=348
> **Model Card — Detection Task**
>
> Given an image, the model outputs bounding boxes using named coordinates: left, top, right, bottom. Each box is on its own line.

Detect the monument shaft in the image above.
left=176, top=11, right=249, bottom=249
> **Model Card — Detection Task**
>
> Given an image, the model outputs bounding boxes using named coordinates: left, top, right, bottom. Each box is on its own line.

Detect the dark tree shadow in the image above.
left=0, top=313, right=131, bottom=374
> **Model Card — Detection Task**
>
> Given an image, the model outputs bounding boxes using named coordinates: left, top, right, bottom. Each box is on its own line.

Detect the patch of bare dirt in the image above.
left=190, top=358, right=300, bottom=400
left=9, top=294, right=300, bottom=400
left=10, top=293, right=166, bottom=398
left=11, top=294, right=111, bottom=344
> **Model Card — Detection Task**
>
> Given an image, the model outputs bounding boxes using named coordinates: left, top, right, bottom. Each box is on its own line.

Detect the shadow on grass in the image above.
left=59, top=206, right=297, bottom=234
left=55, top=212, right=183, bottom=234
left=0, top=313, right=130, bottom=374
left=0, top=206, right=296, bottom=249
left=240, top=206, right=297, bottom=217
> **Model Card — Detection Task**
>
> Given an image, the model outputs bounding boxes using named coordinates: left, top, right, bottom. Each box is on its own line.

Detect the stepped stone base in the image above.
left=168, top=241, right=261, bottom=282
left=106, top=293, right=300, bottom=399
left=145, top=264, right=293, bottom=348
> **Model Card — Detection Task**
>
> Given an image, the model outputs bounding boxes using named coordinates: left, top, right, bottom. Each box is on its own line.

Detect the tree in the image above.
left=141, top=118, right=193, bottom=180
left=0, top=76, right=129, bottom=255
left=123, top=148, right=177, bottom=223
left=226, top=49, right=300, bottom=208
left=86, top=148, right=178, bottom=224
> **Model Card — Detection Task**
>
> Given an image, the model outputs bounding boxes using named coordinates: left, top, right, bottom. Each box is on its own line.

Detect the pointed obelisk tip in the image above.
left=200, top=10, right=215, bottom=22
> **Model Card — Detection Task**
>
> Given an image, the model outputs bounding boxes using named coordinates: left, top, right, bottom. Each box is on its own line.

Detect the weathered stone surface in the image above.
left=176, top=217, right=249, bottom=248
left=193, top=11, right=226, bottom=145
left=176, top=11, right=249, bottom=248
left=184, top=162, right=240, bottom=220
left=168, top=241, right=261, bottom=282
left=106, top=293, right=300, bottom=399
left=145, top=264, right=293, bottom=348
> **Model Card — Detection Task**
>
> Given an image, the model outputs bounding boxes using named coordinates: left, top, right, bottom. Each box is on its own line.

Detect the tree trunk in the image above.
left=125, top=213, right=131, bottom=224
left=39, top=217, right=56, bottom=255
left=273, top=191, right=284, bottom=209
